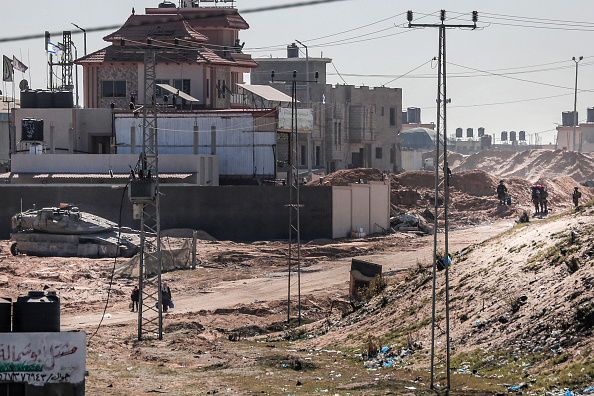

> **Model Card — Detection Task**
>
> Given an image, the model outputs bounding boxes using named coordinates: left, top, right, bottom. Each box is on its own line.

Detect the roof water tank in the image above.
left=54, top=91, right=74, bottom=108
left=287, top=43, right=299, bottom=58
left=158, top=1, right=176, bottom=7
left=455, top=127, right=463, bottom=138
left=37, top=90, right=54, bottom=108
left=510, top=131, right=517, bottom=141
left=21, top=118, right=44, bottom=142
left=466, top=128, right=473, bottom=138
left=0, top=297, right=10, bottom=332
left=501, top=131, right=508, bottom=141
left=20, top=90, right=37, bottom=108
left=588, top=107, right=594, bottom=122
left=12, top=291, right=60, bottom=332
left=519, top=131, right=526, bottom=141
left=401, top=111, right=408, bottom=124
left=478, top=127, right=485, bottom=137
left=480, top=135, right=492, bottom=150
left=407, top=107, right=421, bottom=124
left=562, top=111, right=576, bottom=126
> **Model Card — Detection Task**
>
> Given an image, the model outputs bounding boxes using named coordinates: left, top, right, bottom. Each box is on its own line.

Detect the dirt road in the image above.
left=61, top=221, right=513, bottom=330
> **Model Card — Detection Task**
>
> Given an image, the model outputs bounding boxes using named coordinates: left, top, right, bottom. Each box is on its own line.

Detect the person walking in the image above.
left=496, top=180, right=508, bottom=205
left=131, top=286, right=139, bottom=312
left=539, top=185, right=548, bottom=214
left=531, top=186, right=541, bottom=214
left=573, top=186, right=582, bottom=208
left=161, top=281, right=172, bottom=312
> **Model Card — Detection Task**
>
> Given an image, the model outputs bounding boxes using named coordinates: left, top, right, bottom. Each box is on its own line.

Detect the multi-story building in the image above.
left=251, top=46, right=402, bottom=174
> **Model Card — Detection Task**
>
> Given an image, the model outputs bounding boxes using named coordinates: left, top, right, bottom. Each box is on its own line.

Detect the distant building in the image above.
left=251, top=46, right=402, bottom=174
left=556, top=108, right=594, bottom=152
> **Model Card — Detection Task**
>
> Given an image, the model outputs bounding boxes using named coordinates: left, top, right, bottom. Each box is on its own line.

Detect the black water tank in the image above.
left=21, top=118, right=44, bottom=141
left=0, top=297, right=11, bottom=332
left=159, top=1, right=176, bottom=7
left=54, top=91, right=74, bottom=108
left=37, top=90, right=54, bottom=108
left=478, top=127, right=485, bottom=137
left=466, top=128, right=473, bottom=138
left=588, top=107, right=594, bottom=123
left=510, top=131, right=517, bottom=141
left=20, top=90, right=37, bottom=108
left=287, top=43, right=299, bottom=58
left=13, top=291, right=60, bottom=332
left=562, top=111, right=576, bottom=126
left=519, top=131, right=526, bottom=141
left=455, top=127, right=463, bottom=138
left=501, top=131, right=508, bottom=141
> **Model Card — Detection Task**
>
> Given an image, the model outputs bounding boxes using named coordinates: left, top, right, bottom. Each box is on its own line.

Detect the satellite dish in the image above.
left=19, top=79, right=29, bottom=91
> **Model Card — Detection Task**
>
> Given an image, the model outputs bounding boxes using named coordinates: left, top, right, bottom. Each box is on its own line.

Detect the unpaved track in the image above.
left=62, top=221, right=513, bottom=330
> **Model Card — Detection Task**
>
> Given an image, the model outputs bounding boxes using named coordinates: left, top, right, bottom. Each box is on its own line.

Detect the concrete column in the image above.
left=130, top=126, right=136, bottom=154
left=193, top=125, right=199, bottom=155
left=50, top=124, right=55, bottom=154
left=210, top=126, right=216, bottom=155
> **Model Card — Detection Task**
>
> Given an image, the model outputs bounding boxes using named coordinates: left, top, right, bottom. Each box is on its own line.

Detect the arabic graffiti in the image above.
left=0, top=332, right=86, bottom=385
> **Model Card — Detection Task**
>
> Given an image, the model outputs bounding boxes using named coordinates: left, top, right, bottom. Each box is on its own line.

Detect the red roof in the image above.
left=75, top=44, right=258, bottom=68
left=145, top=7, right=249, bottom=30
left=104, top=14, right=208, bottom=44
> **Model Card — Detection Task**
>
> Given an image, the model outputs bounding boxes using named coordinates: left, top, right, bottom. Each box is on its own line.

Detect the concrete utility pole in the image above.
left=407, top=9, right=477, bottom=393
left=572, top=56, right=583, bottom=152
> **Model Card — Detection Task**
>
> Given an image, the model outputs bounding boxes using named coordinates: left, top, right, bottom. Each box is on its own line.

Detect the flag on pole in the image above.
left=12, top=56, right=28, bottom=73
left=47, top=42, right=59, bottom=54
left=3, top=55, right=13, bottom=82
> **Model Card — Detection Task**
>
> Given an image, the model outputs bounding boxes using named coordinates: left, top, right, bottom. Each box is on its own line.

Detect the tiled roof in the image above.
left=75, top=44, right=241, bottom=66
left=104, top=14, right=208, bottom=43
left=145, top=7, right=249, bottom=30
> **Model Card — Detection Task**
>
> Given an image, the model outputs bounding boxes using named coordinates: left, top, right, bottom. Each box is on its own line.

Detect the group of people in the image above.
left=496, top=180, right=583, bottom=214
left=130, top=281, right=172, bottom=312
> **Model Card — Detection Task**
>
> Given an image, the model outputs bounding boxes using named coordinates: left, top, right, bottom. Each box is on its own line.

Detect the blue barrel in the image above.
left=13, top=291, right=60, bottom=332
left=0, top=297, right=11, bottom=332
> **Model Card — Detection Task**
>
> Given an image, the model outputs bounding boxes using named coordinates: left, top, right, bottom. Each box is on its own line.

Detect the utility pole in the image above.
left=272, top=69, right=318, bottom=327
left=295, top=40, right=312, bottom=176
left=407, top=10, right=477, bottom=393
left=572, top=56, right=583, bottom=152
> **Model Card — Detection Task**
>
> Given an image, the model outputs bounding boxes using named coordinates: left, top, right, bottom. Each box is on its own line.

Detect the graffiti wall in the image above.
left=0, top=332, right=86, bottom=386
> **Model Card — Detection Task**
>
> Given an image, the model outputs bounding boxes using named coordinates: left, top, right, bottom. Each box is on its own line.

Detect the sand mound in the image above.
left=318, top=167, right=594, bottom=227
left=310, top=168, right=385, bottom=186
left=452, top=149, right=594, bottom=182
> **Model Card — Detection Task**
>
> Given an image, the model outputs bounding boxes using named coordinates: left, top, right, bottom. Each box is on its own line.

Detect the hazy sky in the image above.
left=2, top=0, right=593, bottom=145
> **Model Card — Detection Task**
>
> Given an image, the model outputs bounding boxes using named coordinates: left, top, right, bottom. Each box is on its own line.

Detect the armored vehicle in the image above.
left=10, top=204, right=139, bottom=258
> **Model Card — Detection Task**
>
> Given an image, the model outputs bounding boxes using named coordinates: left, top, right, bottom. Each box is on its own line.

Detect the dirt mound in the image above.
left=319, top=167, right=594, bottom=227
left=452, top=149, right=594, bottom=182
left=311, top=168, right=386, bottom=186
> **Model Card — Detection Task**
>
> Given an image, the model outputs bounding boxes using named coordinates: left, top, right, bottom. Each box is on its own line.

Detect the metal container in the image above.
left=54, top=91, right=74, bottom=108
left=562, top=111, right=576, bottom=126
left=0, top=297, right=11, bottom=332
left=37, top=90, right=54, bottom=108
left=587, top=107, right=594, bottom=122
left=13, top=291, right=60, bottom=332
left=287, top=43, right=299, bottom=58
left=407, top=107, right=421, bottom=124
left=20, top=90, right=37, bottom=108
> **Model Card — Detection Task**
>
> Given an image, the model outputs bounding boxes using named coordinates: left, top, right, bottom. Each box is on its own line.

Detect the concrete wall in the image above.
left=10, top=153, right=218, bottom=185
left=0, top=185, right=332, bottom=241
left=13, top=108, right=112, bottom=154
left=331, top=181, right=390, bottom=238
left=400, top=149, right=425, bottom=171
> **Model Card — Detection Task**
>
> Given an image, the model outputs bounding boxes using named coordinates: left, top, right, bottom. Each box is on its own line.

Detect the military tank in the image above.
left=10, top=204, right=140, bottom=258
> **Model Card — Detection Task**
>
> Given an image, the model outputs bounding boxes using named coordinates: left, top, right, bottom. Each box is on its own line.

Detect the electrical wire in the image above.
left=87, top=182, right=129, bottom=345
left=382, top=58, right=434, bottom=86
